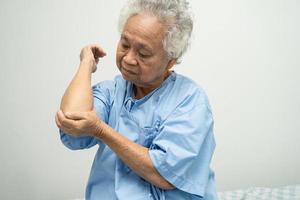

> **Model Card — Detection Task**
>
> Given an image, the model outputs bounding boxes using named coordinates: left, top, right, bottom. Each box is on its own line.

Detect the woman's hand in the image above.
left=80, top=44, right=106, bottom=73
left=55, top=109, right=102, bottom=137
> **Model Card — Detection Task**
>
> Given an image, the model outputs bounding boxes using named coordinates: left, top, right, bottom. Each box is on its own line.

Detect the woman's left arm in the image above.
left=96, top=121, right=175, bottom=190
left=55, top=109, right=175, bottom=190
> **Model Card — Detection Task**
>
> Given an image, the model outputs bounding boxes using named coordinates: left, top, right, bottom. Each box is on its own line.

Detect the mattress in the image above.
left=218, top=184, right=300, bottom=200
left=70, top=185, right=300, bottom=200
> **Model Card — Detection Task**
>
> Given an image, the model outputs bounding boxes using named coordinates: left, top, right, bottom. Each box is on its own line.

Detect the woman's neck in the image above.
left=133, top=71, right=171, bottom=99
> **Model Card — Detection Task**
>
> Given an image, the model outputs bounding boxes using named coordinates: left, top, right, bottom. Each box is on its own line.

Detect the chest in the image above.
left=108, top=96, right=164, bottom=147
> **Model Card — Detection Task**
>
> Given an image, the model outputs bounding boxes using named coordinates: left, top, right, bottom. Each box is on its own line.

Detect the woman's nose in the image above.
left=123, top=50, right=137, bottom=65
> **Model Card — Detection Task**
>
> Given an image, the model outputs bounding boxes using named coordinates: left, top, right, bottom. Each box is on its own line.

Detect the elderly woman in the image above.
left=55, top=0, right=217, bottom=199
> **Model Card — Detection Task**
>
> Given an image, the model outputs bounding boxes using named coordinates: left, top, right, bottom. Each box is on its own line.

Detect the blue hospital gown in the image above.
left=59, top=71, right=218, bottom=200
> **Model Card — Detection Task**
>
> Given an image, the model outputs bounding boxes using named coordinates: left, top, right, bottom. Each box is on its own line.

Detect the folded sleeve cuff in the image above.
left=59, top=129, right=98, bottom=150
left=149, top=149, right=205, bottom=197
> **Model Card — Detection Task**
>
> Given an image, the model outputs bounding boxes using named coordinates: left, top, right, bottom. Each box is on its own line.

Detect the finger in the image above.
left=64, top=111, right=87, bottom=120
left=55, top=113, right=62, bottom=128
left=55, top=112, right=74, bottom=134
left=92, top=66, right=97, bottom=73
left=59, top=126, right=74, bottom=136
left=91, top=44, right=106, bottom=58
left=57, top=110, right=78, bottom=128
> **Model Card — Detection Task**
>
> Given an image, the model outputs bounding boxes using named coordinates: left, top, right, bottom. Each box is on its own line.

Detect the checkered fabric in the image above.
left=218, top=185, right=300, bottom=200
left=71, top=185, right=300, bottom=200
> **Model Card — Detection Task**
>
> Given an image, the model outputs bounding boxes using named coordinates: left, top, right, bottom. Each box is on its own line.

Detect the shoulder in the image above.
left=167, top=72, right=213, bottom=113
left=175, top=73, right=208, bottom=99
left=91, top=74, right=126, bottom=102
left=92, top=74, right=125, bottom=92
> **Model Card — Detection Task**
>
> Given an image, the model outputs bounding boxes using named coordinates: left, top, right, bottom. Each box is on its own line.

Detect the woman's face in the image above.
left=116, top=13, right=176, bottom=90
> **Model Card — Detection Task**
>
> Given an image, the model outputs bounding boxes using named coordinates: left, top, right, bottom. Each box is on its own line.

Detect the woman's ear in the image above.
left=167, top=58, right=177, bottom=70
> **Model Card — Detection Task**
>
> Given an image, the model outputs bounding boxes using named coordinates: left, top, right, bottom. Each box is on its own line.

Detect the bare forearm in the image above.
left=60, top=61, right=93, bottom=112
left=95, top=122, right=175, bottom=190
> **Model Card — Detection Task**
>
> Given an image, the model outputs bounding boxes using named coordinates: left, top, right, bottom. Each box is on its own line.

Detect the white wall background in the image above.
left=0, top=0, right=299, bottom=199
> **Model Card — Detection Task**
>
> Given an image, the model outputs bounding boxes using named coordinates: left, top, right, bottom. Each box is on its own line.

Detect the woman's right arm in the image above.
left=57, top=45, right=106, bottom=150
left=60, top=45, right=106, bottom=113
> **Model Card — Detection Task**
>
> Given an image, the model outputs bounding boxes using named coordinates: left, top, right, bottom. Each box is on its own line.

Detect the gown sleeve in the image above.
left=59, top=80, right=115, bottom=150
left=148, top=102, right=215, bottom=197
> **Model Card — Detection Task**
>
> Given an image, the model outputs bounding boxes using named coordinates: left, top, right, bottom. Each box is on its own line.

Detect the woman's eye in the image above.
left=122, top=44, right=129, bottom=49
left=139, top=52, right=150, bottom=58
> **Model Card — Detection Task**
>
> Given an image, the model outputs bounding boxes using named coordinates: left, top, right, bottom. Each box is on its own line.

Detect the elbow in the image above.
left=159, top=181, right=176, bottom=190
left=148, top=171, right=175, bottom=190
left=60, top=107, right=92, bottom=113
left=60, top=101, right=93, bottom=113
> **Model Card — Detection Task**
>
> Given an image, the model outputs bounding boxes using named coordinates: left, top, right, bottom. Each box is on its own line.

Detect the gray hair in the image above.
left=118, top=0, right=193, bottom=61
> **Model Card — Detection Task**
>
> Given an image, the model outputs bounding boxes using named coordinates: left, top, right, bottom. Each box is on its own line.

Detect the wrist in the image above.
left=94, top=120, right=104, bottom=139
left=80, top=59, right=94, bottom=73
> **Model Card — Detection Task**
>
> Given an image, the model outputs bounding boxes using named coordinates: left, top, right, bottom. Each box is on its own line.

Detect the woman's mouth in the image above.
left=122, top=67, right=137, bottom=75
